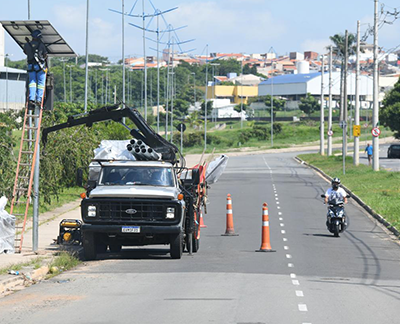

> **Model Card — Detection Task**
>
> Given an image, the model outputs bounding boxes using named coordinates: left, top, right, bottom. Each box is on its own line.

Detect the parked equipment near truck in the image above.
left=42, top=105, right=216, bottom=260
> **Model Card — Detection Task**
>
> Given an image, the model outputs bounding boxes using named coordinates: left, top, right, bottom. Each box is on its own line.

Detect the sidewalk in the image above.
left=0, top=199, right=81, bottom=271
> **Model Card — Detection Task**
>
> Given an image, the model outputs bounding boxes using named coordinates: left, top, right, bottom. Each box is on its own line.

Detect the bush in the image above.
left=273, top=123, right=283, bottom=134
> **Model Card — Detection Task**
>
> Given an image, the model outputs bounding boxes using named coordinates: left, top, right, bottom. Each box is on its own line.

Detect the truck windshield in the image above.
left=100, top=166, right=175, bottom=187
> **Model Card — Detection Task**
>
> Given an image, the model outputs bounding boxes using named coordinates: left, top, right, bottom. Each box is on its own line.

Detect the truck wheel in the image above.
left=109, top=244, right=122, bottom=253
left=192, top=212, right=200, bottom=253
left=83, top=232, right=96, bottom=261
left=170, top=233, right=183, bottom=259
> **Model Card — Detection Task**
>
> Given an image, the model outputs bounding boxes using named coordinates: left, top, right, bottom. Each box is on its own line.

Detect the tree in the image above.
left=200, top=100, right=213, bottom=117
left=329, top=33, right=357, bottom=120
left=263, top=95, right=286, bottom=118
left=299, top=93, right=320, bottom=116
left=381, top=78, right=400, bottom=138
left=234, top=103, right=249, bottom=113
left=243, top=64, right=257, bottom=75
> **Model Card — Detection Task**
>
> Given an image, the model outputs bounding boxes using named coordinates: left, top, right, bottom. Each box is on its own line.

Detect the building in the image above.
left=290, top=52, right=304, bottom=60
left=304, top=51, right=318, bottom=60
left=205, top=82, right=258, bottom=105
left=258, top=72, right=375, bottom=108
left=0, top=66, right=27, bottom=112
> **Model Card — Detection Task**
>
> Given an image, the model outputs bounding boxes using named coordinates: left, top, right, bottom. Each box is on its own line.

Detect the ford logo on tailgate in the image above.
left=125, top=209, right=138, bottom=215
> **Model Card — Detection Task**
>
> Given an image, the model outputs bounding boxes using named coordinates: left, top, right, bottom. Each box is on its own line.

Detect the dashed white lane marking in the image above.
left=292, top=280, right=300, bottom=285
left=298, top=304, right=308, bottom=312
left=281, top=230, right=286, bottom=234
left=277, top=206, right=281, bottom=209
left=279, top=217, right=283, bottom=221
left=283, top=238, right=287, bottom=242
left=284, top=246, right=289, bottom=250
left=278, top=212, right=282, bottom=215
left=286, top=254, right=292, bottom=259
left=280, top=223, right=285, bottom=227
left=276, top=201, right=280, bottom=204
left=290, top=273, right=296, bottom=279
left=275, top=194, right=278, bottom=196
left=296, top=290, right=304, bottom=297
left=263, top=157, right=272, bottom=170
left=275, top=197, right=279, bottom=200
left=288, top=263, right=294, bottom=267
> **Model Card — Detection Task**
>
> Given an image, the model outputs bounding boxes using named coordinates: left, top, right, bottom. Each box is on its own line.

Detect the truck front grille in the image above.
left=98, top=201, right=165, bottom=221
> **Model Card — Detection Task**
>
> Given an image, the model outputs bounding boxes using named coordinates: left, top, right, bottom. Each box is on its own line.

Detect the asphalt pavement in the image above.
left=1, top=151, right=399, bottom=324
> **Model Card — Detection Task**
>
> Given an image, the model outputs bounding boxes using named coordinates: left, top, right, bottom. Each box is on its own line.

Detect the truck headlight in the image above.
left=88, top=205, right=97, bottom=217
left=166, top=207, right=175, bottom=219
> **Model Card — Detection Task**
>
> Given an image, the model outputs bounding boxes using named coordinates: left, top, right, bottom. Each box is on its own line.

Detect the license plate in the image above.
left=122, top=226, right=140, bottom=233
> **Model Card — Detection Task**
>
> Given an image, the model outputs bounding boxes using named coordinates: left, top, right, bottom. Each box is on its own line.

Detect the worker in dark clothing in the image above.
left=23, top=29, right=48, bottom=109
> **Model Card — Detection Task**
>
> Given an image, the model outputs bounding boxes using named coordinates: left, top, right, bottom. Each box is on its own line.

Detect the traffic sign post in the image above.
left=327, top=130, right=333, bottom=136
left=353, top=125, right=361, bottom=137
left=371, top=127, right=381, bottom=137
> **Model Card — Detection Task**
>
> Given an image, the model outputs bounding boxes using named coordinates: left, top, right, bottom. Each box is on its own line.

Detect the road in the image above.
left=1, top=152, right=400, bottom=324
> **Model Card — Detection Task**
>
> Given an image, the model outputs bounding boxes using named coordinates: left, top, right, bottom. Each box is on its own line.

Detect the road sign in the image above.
left=176, top=123, right=186, bottom=132
left=353, top=125, right=361, bottom=137
left=363, top=123, right=369, bottom=128
left=327, top=130, right=333, bottom=136
left=339, top=121, right=347, bottom=129
left=371, top=127, right=381, bottom=137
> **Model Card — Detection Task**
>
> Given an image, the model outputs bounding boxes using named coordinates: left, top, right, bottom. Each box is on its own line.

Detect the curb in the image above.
left=294, top=156, right=400, bottom=238
left=0, top=264, right=50, bottom=297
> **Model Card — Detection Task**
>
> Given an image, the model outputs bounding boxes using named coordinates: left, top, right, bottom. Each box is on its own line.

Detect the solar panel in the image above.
left=0, top=20, right=76, bottom=57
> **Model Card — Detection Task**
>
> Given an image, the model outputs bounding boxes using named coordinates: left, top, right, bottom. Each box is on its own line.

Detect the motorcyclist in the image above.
left=324, top=177, right=347, bottom=205
left=324, top=177, right=348, bottom=228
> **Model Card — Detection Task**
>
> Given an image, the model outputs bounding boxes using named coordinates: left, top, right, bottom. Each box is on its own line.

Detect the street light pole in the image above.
left=84, top=0, right=90, bottom=113
left=204, top=44, right=209, bottom=152
left=372, top=0, right=380, bottom=171
left=328, top=46, right=333, bottom=156
left=354, top=20, right=361, bottom=166
left=320, top=54, right=325, bottom=155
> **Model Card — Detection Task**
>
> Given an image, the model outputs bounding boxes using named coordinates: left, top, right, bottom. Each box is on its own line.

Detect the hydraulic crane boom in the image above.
left=42, top=105, right=181, bottom=165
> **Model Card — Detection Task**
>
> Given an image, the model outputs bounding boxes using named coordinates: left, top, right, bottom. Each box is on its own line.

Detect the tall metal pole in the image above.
left=28, top=0, right=30, bottom=19
left=170, top=42, right=175, bottom=143
left=372, top=0, right=380, bottom=171
left=62, top=59, right=67, bottom=102
left=32, top=105, right=40, bottom=252
left=165, top=31, right=171, bottom=139
left=240, top=58, right=244, bottom=129
left=204, top=44, right=208, bottom=151
left=354, top=20, right=361, bottom=166
left=328, top=46, right=333, bottom=156
left=142, top=0, right=148, bottom=120
left=156, top=13, right=160, bottom=133
left=271, top=68, right=274, bottom=147
left=84, top=0, right=90, bottom=113
left=5, top=54, right=8, bottom=110
left=69, top=65, right=72, bottom=102
left=343, top=30, right=349, bottom=157
left=320, top=55, right=325, bottom=155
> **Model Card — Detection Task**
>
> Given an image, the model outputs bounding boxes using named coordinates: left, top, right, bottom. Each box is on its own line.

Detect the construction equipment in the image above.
left=57, top=219, right=82, bottom=245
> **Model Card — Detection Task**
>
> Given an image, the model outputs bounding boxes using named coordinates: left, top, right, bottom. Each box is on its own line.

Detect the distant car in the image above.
left=387, top=144, right=400, bottom=158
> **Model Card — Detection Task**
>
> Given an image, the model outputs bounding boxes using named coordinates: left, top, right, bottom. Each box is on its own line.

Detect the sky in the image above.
left=1, top=0, right=400, bottom=62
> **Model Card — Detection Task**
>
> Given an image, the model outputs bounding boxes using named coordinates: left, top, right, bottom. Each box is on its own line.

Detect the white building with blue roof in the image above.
left=258, top=72, right=374, bottom=103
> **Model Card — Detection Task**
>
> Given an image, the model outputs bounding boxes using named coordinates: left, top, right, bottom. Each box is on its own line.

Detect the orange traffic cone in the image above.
left=200, top=209, right=207, bottom=228
left=256, top=203, right=275, bottom=252
left=222, top=194, right=238, bottom=236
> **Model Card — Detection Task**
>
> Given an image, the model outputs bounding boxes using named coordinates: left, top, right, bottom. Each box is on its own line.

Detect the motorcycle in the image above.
left=320, top=194, right=350, bottom=237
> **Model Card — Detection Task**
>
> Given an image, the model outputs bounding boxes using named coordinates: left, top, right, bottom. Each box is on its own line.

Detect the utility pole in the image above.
left=240, top=57, right=244, bottom=129
left=271, top=68, right=274, bottom=147
left=122, top=0, right=126, bottom=123
left=28, top=0, right=30, bottom=19
left=320, top=54, right=325, bottom=155
left=354, top=20, right=361, bottom=166
left=67, top=65, right=73, bottom=102
left=84, top=0, right=90, bottom=113
left=60, top=58, right=67, bottom=102
left=204, top=44, right=209, bottom=152
left=373, top=0, right=380, bottom=171
left=343, top=30, right=349, bottom=158
left=328, top=46, right=333, bottom=156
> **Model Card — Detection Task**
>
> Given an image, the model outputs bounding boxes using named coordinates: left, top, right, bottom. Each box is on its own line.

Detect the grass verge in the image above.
left=0, top=257, right=44, bottom=275
left=298, top=153, right=400, bottom=229
left=47, top=252, right=81, bottom=278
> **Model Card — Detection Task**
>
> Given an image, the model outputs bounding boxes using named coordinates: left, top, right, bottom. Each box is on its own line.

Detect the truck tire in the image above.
left=192, top=212, right=200, bottom=253
left=83, top=232, right=96, bottom=261
left=170, top=233, right=183, bottom=259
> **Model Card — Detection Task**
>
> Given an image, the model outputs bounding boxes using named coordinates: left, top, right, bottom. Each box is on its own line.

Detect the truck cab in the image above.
left=81, top=160, right=186, bottom=260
